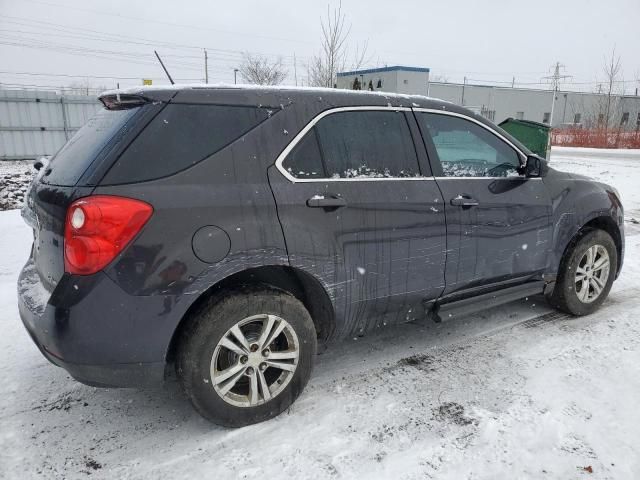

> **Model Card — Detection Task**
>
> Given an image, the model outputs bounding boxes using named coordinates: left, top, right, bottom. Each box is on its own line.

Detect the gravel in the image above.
left=0, top=160, right=36, bottom=211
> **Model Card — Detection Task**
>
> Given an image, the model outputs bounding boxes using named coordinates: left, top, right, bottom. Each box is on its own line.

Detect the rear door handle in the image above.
left=306, top=195, right=347, bottom=208
left=450, top=195, right=479, bottom=207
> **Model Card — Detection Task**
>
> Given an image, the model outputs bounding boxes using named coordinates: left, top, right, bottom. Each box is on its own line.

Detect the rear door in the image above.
left=413, top=110, right=552, bottom=296
left=269, top=107, right=446, bottom=337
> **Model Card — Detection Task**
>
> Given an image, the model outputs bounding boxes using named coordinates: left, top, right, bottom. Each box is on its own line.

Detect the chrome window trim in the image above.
left=433, top=176, right=542, bottom=180
left=274, top=106, right=426, bottom=183
left=411, top=107, right=528, bottom=172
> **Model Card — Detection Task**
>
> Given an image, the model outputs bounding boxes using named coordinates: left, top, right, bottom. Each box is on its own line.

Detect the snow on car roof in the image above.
left=99, top=82, right=453, bottom=107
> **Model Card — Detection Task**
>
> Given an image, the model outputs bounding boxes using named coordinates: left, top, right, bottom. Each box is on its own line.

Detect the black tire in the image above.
left=176, top=287, right=317, bottom=427
left=547, top=229, right=617, bottom=316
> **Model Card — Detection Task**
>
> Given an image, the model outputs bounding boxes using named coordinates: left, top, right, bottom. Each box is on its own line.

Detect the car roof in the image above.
left=99, top=83, right=454, bottom=109
left=98, top=84, right=532, bottom=156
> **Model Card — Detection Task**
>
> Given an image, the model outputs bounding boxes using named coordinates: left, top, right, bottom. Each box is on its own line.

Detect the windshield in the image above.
left=42, top=107, right=140, bottom=186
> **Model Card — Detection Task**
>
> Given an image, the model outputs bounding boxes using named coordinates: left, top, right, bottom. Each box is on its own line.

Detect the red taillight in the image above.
left=64, top=195, right=153, bottom=275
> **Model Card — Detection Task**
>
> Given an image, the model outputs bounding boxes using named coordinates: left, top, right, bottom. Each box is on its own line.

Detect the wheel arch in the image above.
left=559, top=215, right=623, bottom=277
left=165, top=265, right=336, bottom=365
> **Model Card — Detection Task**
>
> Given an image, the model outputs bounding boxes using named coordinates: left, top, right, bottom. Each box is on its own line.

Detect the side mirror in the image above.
left=523, top=155, right=543, bottom=177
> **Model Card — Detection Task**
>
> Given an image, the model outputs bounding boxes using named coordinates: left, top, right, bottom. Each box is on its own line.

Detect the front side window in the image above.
left=416, top=113, right=522, bottom=178
left=282, top=110, right=420, bottom=180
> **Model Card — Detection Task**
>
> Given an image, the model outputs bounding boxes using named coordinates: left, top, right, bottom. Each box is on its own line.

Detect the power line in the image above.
left=16, top=0, right=314, bottom=45
left=0, top=15, right=311, bottom=64
left=0, top=70, right=203, bottom=81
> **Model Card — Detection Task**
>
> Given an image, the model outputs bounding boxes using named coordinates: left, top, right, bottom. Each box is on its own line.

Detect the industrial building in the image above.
left=337, top=66, right=640, bottom=130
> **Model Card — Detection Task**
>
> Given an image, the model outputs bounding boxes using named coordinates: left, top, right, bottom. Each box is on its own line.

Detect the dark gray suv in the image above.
left=18, top=86, right=624, bottom=426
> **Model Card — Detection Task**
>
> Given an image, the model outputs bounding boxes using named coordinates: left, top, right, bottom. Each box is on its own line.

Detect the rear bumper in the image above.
left=19, top=317, right=164, bottom=387
left=17, top=259, right=180, bottom=387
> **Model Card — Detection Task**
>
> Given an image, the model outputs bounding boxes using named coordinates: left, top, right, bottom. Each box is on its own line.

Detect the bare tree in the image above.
left=238, top=53, right=287, bottom=85
left=602, top=47, right=622, bottom=132
left=66, top=79, right=108, bottom=96
left=308, top=2, right=369, bottom=88
left=430, top=73, right=450, bottom=83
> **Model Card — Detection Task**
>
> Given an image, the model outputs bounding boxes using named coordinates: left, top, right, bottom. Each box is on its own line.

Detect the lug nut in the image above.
left=250, top=344, right=259, bottom=352
left=245, top=367, right=255, bottom=375
left=262, top=348, right=270, bottom=357
left=240, top=355, right=248, bottom=364
left=260, top=362, right=267, bottom=371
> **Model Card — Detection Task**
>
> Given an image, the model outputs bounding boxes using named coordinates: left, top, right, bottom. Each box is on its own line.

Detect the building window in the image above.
left=403, top=79, right=408, bottom=85
left=574, top=113, right=582, bottom=124
left=516, top=111, right=524, bottom=120
left=621, top=112, right=629, bottom=125
left=543, top=112, right=551, bottom=124
left=598, top=113, right=605, bottom=125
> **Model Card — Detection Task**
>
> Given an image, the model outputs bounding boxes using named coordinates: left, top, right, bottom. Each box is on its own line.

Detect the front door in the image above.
left=413, top=110, right=552, bottom=296
left=269, top=108, right=446, bottom=338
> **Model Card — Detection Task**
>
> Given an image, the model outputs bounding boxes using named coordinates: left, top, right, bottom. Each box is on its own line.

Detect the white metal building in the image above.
left=337, top=66, right=640, bottom=130
left=336, top=65, right=430, bottom=96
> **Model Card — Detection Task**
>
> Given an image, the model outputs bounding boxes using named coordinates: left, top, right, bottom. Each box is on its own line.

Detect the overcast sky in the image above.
left=0, top=0, right=638, bottom=93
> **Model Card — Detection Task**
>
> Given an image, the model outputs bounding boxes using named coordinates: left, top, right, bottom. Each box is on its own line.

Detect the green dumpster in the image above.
left=498, top=118, right=551, bottom=159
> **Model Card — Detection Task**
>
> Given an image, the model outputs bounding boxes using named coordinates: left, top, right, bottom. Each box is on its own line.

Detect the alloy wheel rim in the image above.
left=574, top=244, right=610, bottom=304
left=210, top=314, right=299, bottom=408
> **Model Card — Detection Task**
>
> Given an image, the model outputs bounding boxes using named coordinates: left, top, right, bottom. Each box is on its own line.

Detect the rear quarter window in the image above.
left=102, top=104, right=271, bottom=184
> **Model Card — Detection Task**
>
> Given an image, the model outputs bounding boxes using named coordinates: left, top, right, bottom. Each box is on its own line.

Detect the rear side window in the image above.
left=43, top=107, right=140, bottom=186
left=284, top=130, right=325, bottom=179
left=102, top=104, right=271, bottom=184
left=282, top=110, right=420, bottom=179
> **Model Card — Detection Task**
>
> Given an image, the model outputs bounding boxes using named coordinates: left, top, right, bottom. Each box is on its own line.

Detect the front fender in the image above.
left=545, top=169, right=624, bottom=275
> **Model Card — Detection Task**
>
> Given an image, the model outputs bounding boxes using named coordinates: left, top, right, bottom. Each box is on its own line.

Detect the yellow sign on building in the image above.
left=142, top=79, right=153, bottom=86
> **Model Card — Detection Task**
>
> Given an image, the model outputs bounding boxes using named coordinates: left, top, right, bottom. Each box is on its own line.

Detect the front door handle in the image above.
left=306, top=194, right=347, bottom=209
left=450, top=195, right=479, bottom=207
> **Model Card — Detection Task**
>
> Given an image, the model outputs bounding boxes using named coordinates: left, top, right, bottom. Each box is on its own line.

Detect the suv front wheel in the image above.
left=547, top=229, right=617, bottom=316
left=177, top=288, right=317, bottom=427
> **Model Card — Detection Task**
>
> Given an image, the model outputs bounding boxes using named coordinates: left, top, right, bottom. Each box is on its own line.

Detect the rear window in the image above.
left=43, top=107, right=140, bottom=186
left=102, top=104, right=271, bottom=184
left=316, top=111, right=420, bottom=178
left=282, top=110, right=420, bottom=180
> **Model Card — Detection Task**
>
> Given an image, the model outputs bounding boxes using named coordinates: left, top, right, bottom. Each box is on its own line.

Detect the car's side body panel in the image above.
left=269, top=169, right=447, bottom=338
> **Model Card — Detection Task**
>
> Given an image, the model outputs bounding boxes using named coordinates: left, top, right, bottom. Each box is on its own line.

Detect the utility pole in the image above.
left=234, top=68, right=239, bottom=85
left=512, top=76, right=515, bottom=88
left=461, top=76, right=467, bottom=105
left=542, top=62, right=571, bottom=127
left=204, top=49, right=209, bottom=84
left=293, top=52, right=298, bottom=87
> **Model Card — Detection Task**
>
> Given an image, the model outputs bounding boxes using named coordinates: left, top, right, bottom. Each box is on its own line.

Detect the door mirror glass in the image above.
left=524, top=155, right=543, bottom=177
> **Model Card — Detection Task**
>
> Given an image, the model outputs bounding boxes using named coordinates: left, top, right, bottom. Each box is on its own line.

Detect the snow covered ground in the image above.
left=1, top=148, right=639, bottom=479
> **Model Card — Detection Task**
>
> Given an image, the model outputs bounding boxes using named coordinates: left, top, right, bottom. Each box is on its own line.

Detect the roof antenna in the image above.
left=154, top=50, right=175, bottom=85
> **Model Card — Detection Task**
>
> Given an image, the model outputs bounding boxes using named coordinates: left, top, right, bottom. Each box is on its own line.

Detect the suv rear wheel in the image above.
left=177, top=288, right=317, bottom=427
left=547, top=229, right=617, bottom=316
